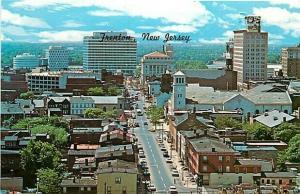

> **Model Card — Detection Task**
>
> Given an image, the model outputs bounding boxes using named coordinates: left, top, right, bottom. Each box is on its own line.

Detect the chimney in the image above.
left=193, top=129, right=196, bottom=134
left=85, top=158, right=88, bottom=166
left=74, top=143, right=77, bottom=150
left=283, top=117, right=286, bottom=122
left=204, top=129, right=208, bottom=136
left=212, top=148, right=216, bottom=152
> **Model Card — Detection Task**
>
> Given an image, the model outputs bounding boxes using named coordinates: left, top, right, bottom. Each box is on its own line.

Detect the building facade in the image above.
left=46, top=46, right=69, bottom=71
left=282, top=44, right=300, bottom=78
left=141, top=44, right=174, bottom=83
left=13, top=53, right=39, bottom=70
left=70, top=96, right=95, bottom=115
left=83, top=32, right=137, bottom=75
left=233, top=16, right=268, bottom=88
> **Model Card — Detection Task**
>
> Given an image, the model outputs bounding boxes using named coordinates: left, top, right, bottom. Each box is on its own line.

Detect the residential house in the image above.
left=70, top=96, right=95, bottom=115
left=47, top=97, right=70, bottom=116
left=97, top=159, right=138, bottom=194
left=61, top=177, right=97, bottom=194
left=261, top=172, right=297, bottom=189
left=253, top=110, right=295, bottom=128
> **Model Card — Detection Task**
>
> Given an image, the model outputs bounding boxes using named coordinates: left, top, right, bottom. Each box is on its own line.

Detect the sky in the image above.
left=1, top=0, right=300, bottom=45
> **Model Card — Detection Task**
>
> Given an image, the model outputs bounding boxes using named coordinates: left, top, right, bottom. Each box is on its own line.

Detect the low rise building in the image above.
left=61, top=177, right=97, bottom=194
left=70, top=96, right=95, bottom=115
left=97, top=159, right=138, bottom=194
left=261, top=172, right=297, bottom=189
left=253, top=110, right=295, bottom=128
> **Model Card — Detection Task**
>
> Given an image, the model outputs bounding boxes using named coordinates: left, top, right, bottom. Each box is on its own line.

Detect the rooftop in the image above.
left=263, top=172, right=297, bottom=178
left=90, top=96, right=120, bottom=104
left=61, top=177, right=97, bottom=187
left=182, top=69, right=226, bottom=79
left=189, top=136, right=236, bottom=153
left=144, top=51, right=170, bottom=58
left=254, top=110, right=295, bottom=128
left=97, top=159, right=137, bottom=174
left=95, top=144, right=133, bottom=158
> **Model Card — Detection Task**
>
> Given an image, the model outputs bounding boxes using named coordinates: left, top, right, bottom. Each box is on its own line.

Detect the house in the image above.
left=1, top=102, right=24, bottom=124
left=168, top=111, right=211, bottom=153
left=70, top=96, right=95, bottom=115
left=94, top=144, right=136, bottom=165
left=90, top=96, right=125, bottom=115
left=70, top=128, right=103, bottom=144
left=186, top=130, right=239, bottom=185
left=99, top=129, right=135, bottom=146
left=69, top=118, right=102, bottom=129
left=261, top=172, right=297, bottom=189
left=97, top=159, right=138, bottom=194
left=47, top=97, right=70, bottom=116
left=254, top=110, right=295, bottom=128
left=61, top=177, right=97, bottom=194
left=72, top=157, right=96, bottom=176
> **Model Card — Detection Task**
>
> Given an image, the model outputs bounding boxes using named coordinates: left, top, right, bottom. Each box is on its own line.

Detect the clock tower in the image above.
left=172, top=71, right=186, bottom=111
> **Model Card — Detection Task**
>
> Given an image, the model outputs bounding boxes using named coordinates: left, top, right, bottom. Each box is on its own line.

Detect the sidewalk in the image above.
left=162, top=123, right=198, bottom=190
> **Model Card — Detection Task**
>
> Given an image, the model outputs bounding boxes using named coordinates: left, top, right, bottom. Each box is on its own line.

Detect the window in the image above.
left=219, top=156, right=223, bottom=161
left=262, top=179, right=265, bottom=184
left=103, top=107, right=106, bottom=112
left=115, top=177, right=121, bottom=184
left=218, top=166, right=222, bottom=172
left=272, top=180, right=275, bottom=185
left=226, top=166, right=230, bottom=172
left=279, top=179, right=282, bottom=184
left=267, top=179, right=270, bottom=184
left=203, top=156, right=207, bottom=161
left=226, top=156, right=230, bottom=162
left=203, top=165, right=207, bottom=172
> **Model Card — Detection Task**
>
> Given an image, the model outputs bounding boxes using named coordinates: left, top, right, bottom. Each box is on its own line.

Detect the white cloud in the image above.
left=11, top=0, right=213, bottom=27
left=157, top=25, right=197, bottom=33
left=226, top=13, right=244, bottom=20
left=253, top=7, right=300, bottom=37
left=269, top=0, right=300, bottom=9
left=88, top=10, right=123, bottom=17
left=198, top=38, right=225, bottom=44
left=3, top=25, right=30, bottom=36
left=62, top=20, right=84, bottom=28
left=1, top=33, right=13, bottom=42
left=34, top=30, right=95, bottom=42
left=217, top=18, right=232, bottom=29
left=2, top=9, right=51, bottom=28
left=96, top=22, right=110, bottom=26
left=223, top=31, right=234, bottom=38
left=269, top=33, right=284, bottom=40
left=137, top=26, right=155, bottom=30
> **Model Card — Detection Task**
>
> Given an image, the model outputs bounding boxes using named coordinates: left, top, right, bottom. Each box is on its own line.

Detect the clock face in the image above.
left=247, top=17, right=254, bottom=23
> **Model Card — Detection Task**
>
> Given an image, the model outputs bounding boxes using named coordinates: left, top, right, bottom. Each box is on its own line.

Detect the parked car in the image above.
left=166, top=158, right=173, bottom=163
left=134, top=123, right=139, bottom=127
left=172, top=170, right=179, bottom=177
left=163, top=151, right=169, bottom=157
left=169, top=185, right=178, bottom=194
left=161, top=147, right=167, bottom=152
left=148, top=184, right=156, bottom=191
left=144, top=121, right=148, bottom=125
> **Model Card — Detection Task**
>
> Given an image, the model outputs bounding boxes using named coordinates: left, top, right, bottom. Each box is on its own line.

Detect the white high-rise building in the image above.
left=46, top=46, right=69, bottom=71
left=233, top=16, right=268, bottom=88
left=83, top=32, right=137, bottom=74
left=13, top=53, right=39, bottom=70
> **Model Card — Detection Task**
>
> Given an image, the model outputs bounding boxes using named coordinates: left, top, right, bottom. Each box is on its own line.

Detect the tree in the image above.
left=175, top=60, right=208, bottom=70
left=84, top=108, right=104, bottom=118
left=87, top=87, right=104, bottom=96
left=274, top=123, right=298, bottom=143
left=277, top=134, right=300, bottom=171
left=20, top=141, right=62, bottom=186
left=214, top=117, right=242, bottom=129
left=135, top=66, right=141, bottom=77
left=20, top=91, right=35, bottom=99
left=30, top=125, right=68, bottom=147
left=36, top=168, right=62, bottom=194
left=147, top=106, right=164, bottom=131
left=12, top=116, right=68, bottom=130
left=107, top=86, right=122, bottom=96
left=243, top=123, right=273, bottom=140
left=102, top=110, right=118, bottom=119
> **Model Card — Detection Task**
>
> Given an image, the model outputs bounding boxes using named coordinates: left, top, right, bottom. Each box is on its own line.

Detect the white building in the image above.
left=13, top=53, right=39, bottom=70
left=26, top=70, right=101, bottom=93
left=70, top=96, right=94, bottom=115
left=169, top=71, right=293, bottom=118
left=141, top=44, right=174, bottom=83
left=233, top=16, right=268, bottom=88
left=83, top=32, right=137, bottom=75
left=46, top=46, right=69, bottom=71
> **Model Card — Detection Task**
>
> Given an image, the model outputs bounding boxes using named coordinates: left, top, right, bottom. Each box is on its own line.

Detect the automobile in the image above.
left=143, top=169, right=150, bottom=176
left=189, top=177, right=195, bottom=182
left=166, top=158, right=173, bottom=163
left=181, top=166, right=188, bottom=171
left=158, top=143, right=164, bottom=147
left=160, top=147, right=167, bottom=152
left=139, top=150, right=144, bottom=154
left=134, top=123, right=139, bottom=127
left=148, top=184, right=156, bottom=191
left=157, top=138, right=163, bottom=143
left=172, top=170, right=179, bottom=177
left=144, top=121, right=148, bottom=125
left=139, top=153, right=145, bottom=158
left=169, top=185, right=178, bottom=194
left=163, top=151, right=169, bottom=157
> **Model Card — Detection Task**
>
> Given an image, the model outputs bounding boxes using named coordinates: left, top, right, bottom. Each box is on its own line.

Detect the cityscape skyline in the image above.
left=1, top=0, right=300, bottom=44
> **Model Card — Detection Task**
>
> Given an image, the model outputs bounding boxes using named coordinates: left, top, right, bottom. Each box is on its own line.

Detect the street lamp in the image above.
left=36, top=177, right=40, bottom=194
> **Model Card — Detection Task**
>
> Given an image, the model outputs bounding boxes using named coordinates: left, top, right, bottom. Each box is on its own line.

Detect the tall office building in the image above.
left=83, top=32, right=137, bottom=74
left=13, top=53, right=39, bottom=70
left=233, top=16, right=268, bottom=88
left=282, top=44, right=300, bottom=78
left=46, top=46, right=69, bottom=71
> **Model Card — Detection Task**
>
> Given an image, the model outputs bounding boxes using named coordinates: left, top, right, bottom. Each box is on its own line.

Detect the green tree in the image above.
left=102, top=110, right=118, bottom=119
left=30, top=125, right=68, bottom=148
left=107, top=86, right=122, bottom=96
left=243, top=123, right=273, bottom=140
left=87, top=87, right=104, bottom=96
left=214, top=117, right=242, bottom=129
left=147, top=106, right=164, bottom=131
left=36, top=168, right=62, bottom=194
left=84, top=108, right=104, bottom=118
left=135, top=66, right=141, bottom=77
left=12, top=116, right=68, bottom=130
left=274, top=123, right=298, bottom=143
left=176, top=60, right=208, bottom=70
left=20, top=141, right=62, bottom=186
left=20, top=91, right=35, bottom=99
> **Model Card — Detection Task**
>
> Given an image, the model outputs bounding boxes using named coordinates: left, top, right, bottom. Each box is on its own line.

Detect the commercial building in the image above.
left=281, top=44, right=300, bottom=78
left=26, top=70, right=101, bottom=93
left=46, top=46, right=69, bottom=71
left=233, top=16, right=268, bottom=88
left=141, top=44, right=174, bottom=83
left=13, top=53, right=39, bottom=70
left=83, top=32, right=137, bottom=74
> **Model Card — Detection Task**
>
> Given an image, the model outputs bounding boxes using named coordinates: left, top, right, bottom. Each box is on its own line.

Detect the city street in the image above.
left=132, top=93, right=202, bottom=194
